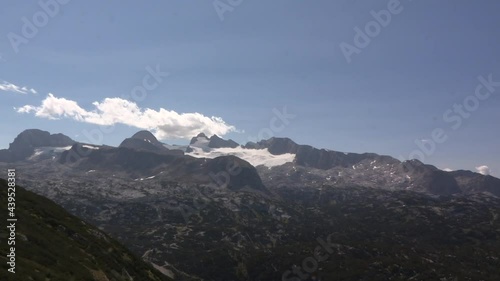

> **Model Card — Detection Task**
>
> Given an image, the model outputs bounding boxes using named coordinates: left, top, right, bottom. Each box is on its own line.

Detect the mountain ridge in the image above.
left=1, top=129, right=499, bottom=197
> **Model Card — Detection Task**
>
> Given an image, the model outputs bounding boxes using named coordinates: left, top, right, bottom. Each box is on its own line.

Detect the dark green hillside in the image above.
left=0, top=178, right=172, bottom=281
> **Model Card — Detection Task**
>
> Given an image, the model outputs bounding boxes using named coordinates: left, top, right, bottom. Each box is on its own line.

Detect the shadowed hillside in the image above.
left=0, top=179, right=172, bottom=281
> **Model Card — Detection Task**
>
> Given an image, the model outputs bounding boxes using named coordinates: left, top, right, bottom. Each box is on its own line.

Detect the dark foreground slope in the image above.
left=0, top=179, right=171, bottom=281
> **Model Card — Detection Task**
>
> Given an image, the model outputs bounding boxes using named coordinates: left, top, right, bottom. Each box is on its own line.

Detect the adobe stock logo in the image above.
left=399, top=74, right=500, bottom=164
left=213, top=0, right=244, bottom=21
left=7, top=0, right=71, bottom=54
left=339, top=0, right=408, bottom=63
left=282, top=234, right=339, bottom=281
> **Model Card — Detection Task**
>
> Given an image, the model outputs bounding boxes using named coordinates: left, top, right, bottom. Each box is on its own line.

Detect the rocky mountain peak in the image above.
left=190, top=133, right=209, bottom=145
left=244, top=137, right=299, bottom=155
left=10, top=129, right=75, bottom=149
left=208, top=134, right=239, bottom=149
left=119, top=130, right=184, bottom=155
left=131, top=130, right=160, bottom=144
left=0, top=129, right=75, bottom=162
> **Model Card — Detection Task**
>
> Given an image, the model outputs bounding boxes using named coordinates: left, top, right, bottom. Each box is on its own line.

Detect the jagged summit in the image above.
left=188, top=133, right=239, bottom=149
left=189, top=133, right=209, bottom=145
left=208, top=134, right=239, bottom=149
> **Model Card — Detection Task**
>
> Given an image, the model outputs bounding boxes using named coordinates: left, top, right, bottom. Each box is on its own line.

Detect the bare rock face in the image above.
left=132, top=130, right=161, bottom=142
left=208, top=135, right=239, bottom=149
left=244, top=137, right=299, bottom=154
left=187, top=133, right=239, bottom=152
left=0, top=129, right=75, bottom=162
left=246, top=137, right=499, bottom=197
left=451, top=170, right=500, bottom=196
left=60, top=143, right=268, bottom=194
left=190, top=133, right=208, bottom=145
left=119, top=130, right=184, bottom=155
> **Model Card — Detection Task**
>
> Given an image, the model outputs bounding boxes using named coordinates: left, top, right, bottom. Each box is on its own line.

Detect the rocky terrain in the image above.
left=1, top=129, right=500, bottom=280
left=0, top=179, right=172, bottom=281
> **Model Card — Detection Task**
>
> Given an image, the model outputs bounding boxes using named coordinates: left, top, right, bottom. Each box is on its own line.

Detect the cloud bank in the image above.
left=475, top=165, right=491, bottom=176
left=0, top=81, right=37, bottom=94
left=16, top=94, right=237, bottom=140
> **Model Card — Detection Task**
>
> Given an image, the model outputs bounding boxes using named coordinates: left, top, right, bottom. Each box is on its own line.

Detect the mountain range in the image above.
left=1, top=129, right=499, bottom=197
left=1, top=129, right=500, bottom=280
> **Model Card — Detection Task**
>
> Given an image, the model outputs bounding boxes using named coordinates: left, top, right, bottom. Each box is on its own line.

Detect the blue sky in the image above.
left=1, top=0, right=499, bottom=176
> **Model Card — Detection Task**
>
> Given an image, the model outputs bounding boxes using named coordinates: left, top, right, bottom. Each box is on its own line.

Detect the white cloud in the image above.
left=16, top=94, right=237, bottom=140
left=442, top=168, right=453, bottom=172
left=475, top=165, right=491, bottom=176
left=0, top=81, right=37, bottom=94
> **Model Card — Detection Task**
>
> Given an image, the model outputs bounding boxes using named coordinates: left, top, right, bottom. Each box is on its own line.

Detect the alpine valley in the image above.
left=1, top=129, right=500, bottom=280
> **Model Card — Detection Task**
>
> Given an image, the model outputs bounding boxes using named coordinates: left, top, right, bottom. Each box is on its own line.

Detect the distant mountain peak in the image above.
left=0, top=129, right=75, bottom=162
left=243, top=137, right=299, bottom=155
left=12, top=129, right=75, bottom=148
left=190, top=133, right=209, bottom=145
left=187, top=133, right=240, bottom=151
left=119, top=130, right=183, bottom=155
left=131, top=130, right=160, bottom=144
left=208, top=134, right=239, bottom=149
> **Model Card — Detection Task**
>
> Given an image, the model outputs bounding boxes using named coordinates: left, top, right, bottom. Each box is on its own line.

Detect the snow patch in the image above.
left=186, top=146, right=294, bottom=168
left=82, top=144, right=99, bottom=150
left=29, top=146, right=73, bottom=159
left=29, top=150, right=44, bottom=159
left=134, top=175, right=156, bottom=181
left=150, top=262, right=175, bottom=279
